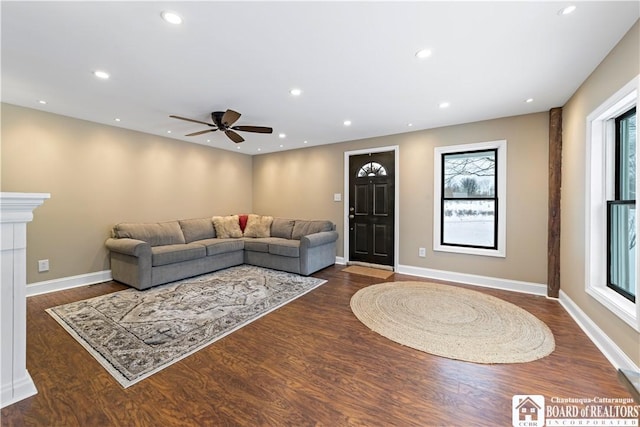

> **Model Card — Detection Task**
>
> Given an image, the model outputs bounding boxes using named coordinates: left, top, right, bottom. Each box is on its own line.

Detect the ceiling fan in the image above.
left=169, top=109, right=273, bottom=143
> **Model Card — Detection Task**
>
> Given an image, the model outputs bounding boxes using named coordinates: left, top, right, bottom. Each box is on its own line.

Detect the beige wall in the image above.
left=1, top=104, right=253, bottom=284
left=253, top=112, right=549, bottom=285
left=562, top=21, right=640, bottom=366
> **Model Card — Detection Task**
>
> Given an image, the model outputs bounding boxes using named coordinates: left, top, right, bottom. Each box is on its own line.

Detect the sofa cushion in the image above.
left=268, top=239, right=300, bottom=257
left=212, top=215, right=243, bottom=238
left=243, top=237, right=290, bottom=253
left=194, top=238, right=245, bottom=256
left=271, top=218, right=295, bottom=239
left=114, top=221, right=186, bottom=247
left=243, top=239, right=269, bottom=253
left=243, top=214, right=274, bottom=238
left=291, top=220, right=334, bottom=240
left=151, top=243, right=206, bottom=266
left=179, top=218, right=216, bottom=243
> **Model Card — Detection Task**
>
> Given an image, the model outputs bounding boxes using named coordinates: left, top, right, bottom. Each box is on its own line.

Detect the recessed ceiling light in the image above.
left=257, top=148, right=262, bottom=152
left=303, top=140, right=308, bottom=144
left=38, top=100, right=47, bottom=105
left=206, top=139, right=211, bottom=143
left=415, top=49, right=432, bottom=59
left=343, top=120, right=352, bottom=126
left=93, top=70, right=110, bottom=80
left=167, top=130, right=172, bottom=134
left=408, top=123, right=413, bottom=127
left=114, top=118, right=121, bottom=122
left=439, top=102, right=450, bottom=109
left=289, top=88, right=302, bottom=96
left=278, top=133, right=286, bottom=138
left=161, top=11, right=183, bottom=24
left=525, top=98, right=534, bottom=103
left=237, top=146, right=241, bottom=150
left=279, top=144, right=284, bottom=148
left=558, top=5, right=576, bottom=15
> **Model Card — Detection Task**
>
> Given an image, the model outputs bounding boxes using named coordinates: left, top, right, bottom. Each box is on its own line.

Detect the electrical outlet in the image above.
left=38, top=259, right=49, bottom=272
left=418, top=248, right=426, bottom=257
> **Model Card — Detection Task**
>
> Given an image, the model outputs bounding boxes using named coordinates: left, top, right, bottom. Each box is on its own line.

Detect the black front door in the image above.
left=348, top=151, right=395, bottom=267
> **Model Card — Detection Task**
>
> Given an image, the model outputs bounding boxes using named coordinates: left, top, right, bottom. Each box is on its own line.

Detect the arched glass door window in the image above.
left=357, top=161, right=387, bottom=177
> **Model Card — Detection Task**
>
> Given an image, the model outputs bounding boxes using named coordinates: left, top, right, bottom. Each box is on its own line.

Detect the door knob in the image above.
left=349, top=215, right=355, bottom=219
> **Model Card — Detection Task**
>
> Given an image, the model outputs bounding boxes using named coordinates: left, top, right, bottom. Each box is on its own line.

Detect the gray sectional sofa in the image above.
left=105, top=214, right=338, bottom=290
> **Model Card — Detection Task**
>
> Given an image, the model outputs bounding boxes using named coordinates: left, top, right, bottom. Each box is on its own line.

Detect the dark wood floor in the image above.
left=1, top=266, right=635, bottom=426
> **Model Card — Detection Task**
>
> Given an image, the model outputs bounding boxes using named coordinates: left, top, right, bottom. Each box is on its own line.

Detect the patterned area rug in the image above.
left=47, top=265, right=326, bottom=387
left=350, top=281, right=555, bottom=364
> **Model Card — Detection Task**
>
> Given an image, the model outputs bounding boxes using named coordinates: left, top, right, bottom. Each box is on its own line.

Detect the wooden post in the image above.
left=548, top=108, right=562, bottom=298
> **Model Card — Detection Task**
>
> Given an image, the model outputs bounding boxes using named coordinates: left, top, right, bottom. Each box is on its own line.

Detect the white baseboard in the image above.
left=559, top=290, right=640, bottom=372
left=335, top=256, right=346, bottom=265
left=1, top=371, right=37, bottom=409
left=26, top=270, right=112, bottom=297
left=396, top=264, right=548, bottom=296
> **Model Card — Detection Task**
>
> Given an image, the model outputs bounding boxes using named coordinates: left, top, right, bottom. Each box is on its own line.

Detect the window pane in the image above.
left=442, top=200, right=495, bottom=248
left=443, top=150, right=496, bottom=198
left=618, top=109, right=636, bottom=200
left=608, top=202, right=636, bottom=301
left=357, top=161, right=387, bottom=177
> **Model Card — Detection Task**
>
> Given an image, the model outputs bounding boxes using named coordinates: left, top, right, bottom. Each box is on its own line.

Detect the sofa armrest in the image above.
left=300, top=231, right=339, bottom=248
left=105, top=238, right=151, bottom=258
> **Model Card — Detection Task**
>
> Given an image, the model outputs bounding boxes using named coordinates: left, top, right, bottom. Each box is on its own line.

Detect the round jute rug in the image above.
left=350, top=281, right=555, bottom=364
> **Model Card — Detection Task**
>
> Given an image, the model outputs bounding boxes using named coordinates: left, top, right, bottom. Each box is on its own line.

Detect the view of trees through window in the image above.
left=608, top=107, right=636, bottom=302
left=442, top=149, right=497, bottom=248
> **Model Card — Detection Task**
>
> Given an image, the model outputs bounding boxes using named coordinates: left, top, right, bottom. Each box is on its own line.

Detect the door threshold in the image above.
left=347, top=261, right=394, bottom=271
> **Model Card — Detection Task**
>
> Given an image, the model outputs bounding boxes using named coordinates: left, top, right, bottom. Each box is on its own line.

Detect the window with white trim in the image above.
left=586, top=75, right=639, bottom=331
left=434, top=140, right=507, bottom=257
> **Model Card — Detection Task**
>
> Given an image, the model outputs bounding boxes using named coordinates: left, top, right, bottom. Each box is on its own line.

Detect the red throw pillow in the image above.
left=238, top=214, right=249, bottom=232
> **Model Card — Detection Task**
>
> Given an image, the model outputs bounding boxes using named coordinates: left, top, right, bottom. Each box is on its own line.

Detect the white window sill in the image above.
left=433, top=244, right=505, bottom=258
left=586, top=285, right=639, bottom=332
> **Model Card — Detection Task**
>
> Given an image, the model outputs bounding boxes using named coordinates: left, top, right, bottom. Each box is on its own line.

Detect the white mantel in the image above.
left=1, top=192, right=50, bottom=408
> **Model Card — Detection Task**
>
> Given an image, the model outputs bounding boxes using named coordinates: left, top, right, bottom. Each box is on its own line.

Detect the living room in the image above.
left=1, top=2, right=639, bottom=425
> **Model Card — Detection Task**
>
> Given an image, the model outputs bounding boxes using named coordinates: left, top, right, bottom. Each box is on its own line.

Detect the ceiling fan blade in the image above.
left=169, top=115, right=214, bottom=126
left=225, top=130, right=244, bottom=143
left=221, top=109, right=241, bottom=127
left=232, top=125, right=273, bottom=134
left=185, top=129, right=217, bottom=137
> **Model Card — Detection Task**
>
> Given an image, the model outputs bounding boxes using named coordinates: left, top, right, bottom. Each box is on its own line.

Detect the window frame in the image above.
left=434, top=140, right=507, bottom=257
left=607, top=106, right=636, bottom=303
left=585, top=75, right=639, bottom=331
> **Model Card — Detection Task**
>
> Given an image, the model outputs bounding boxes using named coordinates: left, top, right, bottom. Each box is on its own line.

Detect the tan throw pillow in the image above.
left=243, top=214, right=273, bottom=238
left=212, top=215, right=243, bottom=239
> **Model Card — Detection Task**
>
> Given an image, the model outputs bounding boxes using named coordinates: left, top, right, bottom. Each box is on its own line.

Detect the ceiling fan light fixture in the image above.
left=161, top=11, right=183, bottom=24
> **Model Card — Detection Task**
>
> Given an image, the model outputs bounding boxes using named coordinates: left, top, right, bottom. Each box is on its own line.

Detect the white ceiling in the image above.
left=2, top=1, right=638, bottom=154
